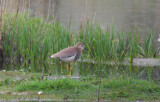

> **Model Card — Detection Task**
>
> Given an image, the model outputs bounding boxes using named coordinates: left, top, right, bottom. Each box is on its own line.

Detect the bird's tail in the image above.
left=51, top=54, right=57, bottom=58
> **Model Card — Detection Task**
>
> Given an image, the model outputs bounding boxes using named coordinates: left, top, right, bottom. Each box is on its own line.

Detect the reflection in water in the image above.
left=1, top=61, right=160, bottom=80
left=0, top=61, right=2, bottom=70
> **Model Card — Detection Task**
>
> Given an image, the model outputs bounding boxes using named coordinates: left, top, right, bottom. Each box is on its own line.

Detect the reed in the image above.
left=138, top=30, right=156, bottom=57
left=3, top=12, right=72, bottom=63
left=2, top=12, right=158, bottom=63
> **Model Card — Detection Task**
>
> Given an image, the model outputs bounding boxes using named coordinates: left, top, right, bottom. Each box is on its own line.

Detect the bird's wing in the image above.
left=51, top=47, right=77, bottom=58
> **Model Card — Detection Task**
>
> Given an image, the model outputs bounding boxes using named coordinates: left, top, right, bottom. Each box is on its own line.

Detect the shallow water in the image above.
left=0, top=58, right=160, bottom=80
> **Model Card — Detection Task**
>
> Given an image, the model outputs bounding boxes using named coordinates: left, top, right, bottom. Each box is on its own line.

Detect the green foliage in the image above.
left=138, top=31, right=155, bottom=57
left=3, top=12, right=72, bottom=63
left=0, top=78, right=13, bottom=86
left=2, top=12, right=158, bottom=63
left=16, top=78, right=89, bottom=91
left=102, top=77, right=159, bottom=91
left=0, top=70, right=159, bottom=101
left=15, top=77, right=160, bottom=100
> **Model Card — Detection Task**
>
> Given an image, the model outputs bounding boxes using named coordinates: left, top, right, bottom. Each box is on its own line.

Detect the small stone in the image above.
left=38, top=91, right=43, bottom=95
left=2, top=70, right=6, bottom=72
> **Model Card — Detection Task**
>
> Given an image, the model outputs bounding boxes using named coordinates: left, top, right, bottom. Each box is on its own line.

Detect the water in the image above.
left=1, top=0, right=160, bottom=80
left=3, top=0, right=160, bottom=33
left=1, top=59, right=160, bottom=81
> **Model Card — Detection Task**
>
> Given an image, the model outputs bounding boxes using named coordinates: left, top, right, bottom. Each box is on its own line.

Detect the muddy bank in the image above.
left=132, top=58, right=160, bottom=66
left=81, top=58, right=160, bottom=67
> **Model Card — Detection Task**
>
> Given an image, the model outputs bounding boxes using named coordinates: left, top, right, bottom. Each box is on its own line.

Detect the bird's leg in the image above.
left=59, top=60, right=72, bottom=76
left=68, top=63, right=71, bottom=69
left=66, top=62, right=73, bottom=76
left=59, top=61, right=69, bottom=76
left=59, top=60, right=66, bottom=68
left=66, top=63, right=69, bottom=77
left=60, top=63, right=72, bottom=71
left=68, top=62, right=73, bottom=75
left=67, top=62, right=72, bottom=71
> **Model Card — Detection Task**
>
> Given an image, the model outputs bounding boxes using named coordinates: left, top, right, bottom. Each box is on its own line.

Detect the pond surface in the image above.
left=3, top=0, right=160, bottom=41
left=0, top=59, right=160, bottom=81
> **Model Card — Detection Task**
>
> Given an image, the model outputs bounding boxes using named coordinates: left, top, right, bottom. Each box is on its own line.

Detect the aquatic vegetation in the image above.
left=138, top=31, right=156, bottom=57
left=1, top=12, right=159, bottom=63
left=3, top=12, right=72, bottom=63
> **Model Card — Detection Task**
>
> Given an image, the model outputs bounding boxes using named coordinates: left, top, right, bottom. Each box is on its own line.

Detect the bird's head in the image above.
left=76, top=42, right=85, bottom=50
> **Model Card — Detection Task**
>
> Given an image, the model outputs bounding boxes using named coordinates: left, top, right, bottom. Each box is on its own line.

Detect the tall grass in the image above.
left=1, top=12, right=158, bottom=63
left=3, top=12, right=72, bottom=63
left=138, top=30, right=156, bottom=57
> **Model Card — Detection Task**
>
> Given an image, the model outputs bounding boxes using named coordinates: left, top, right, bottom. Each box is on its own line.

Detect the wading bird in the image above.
left=51, top=42, right=85, bottom=76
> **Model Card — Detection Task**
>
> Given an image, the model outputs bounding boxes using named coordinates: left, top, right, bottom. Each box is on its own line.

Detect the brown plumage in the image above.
left=51, top=42, right=85, bottom=76
left=51, top=42, right=85, bottom=62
